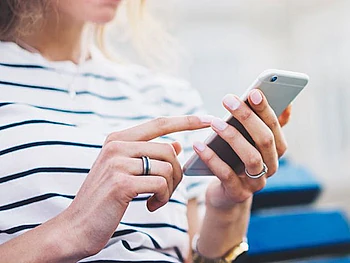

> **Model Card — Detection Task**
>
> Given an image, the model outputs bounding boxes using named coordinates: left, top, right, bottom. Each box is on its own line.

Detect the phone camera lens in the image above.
left=270, top=75, right=278, bottom=82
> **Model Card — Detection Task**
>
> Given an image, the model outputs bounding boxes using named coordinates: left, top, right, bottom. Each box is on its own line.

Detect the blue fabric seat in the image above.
left=246, top=210, right=350, bottom=262
left=252, top=159, right=321, bottom=210
left=297, top=256, right=350, bottom=263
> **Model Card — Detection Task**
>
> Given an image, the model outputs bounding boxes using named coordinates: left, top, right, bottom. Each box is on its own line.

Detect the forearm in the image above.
left=0, top=212, right=86, bottom=263
left=197, top=197, right=252, bottom=258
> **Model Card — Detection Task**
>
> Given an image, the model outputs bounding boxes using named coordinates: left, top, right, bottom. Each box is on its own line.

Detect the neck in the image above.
left=15, top=11, right=90, bottom=64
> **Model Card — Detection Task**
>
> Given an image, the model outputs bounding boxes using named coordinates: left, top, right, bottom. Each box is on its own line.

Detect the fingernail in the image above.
left=211, top=118, right=228, bottom=131
left=250, top=90, right=262, bottom=105
left=223, top=94, right=240, bottom=110
left=198, top=115, right=215, bottom=123
left=193, top=141, right=206, bottom=152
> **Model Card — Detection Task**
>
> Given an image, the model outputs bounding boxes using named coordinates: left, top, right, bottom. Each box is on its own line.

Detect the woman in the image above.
left=0, top=0, right=290, bottom=262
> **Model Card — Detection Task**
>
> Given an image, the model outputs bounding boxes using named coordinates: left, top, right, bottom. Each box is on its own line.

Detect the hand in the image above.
left=60, top=116, right=210, bottom=258
left=193, top=90, right=287, bottom=209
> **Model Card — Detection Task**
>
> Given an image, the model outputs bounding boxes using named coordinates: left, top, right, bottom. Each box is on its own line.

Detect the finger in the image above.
left=123, top=158, right=174, bottom=196
left=192, top=141, right=240, bottom=185
left=210, top=117, right=273, bottom=183
left=278, top=104, right=292, bottom=127
left=107, top=141, right=182, bottom=191
left=106, top=115, right=212, bottom=143
left=192, top=141, right=262, bottom=202
left=222, top=94, right=278, bottom=177
left=130, top=176, right=170, bottom=211
left=171, top=141, right=182, bottom=155
left=247, top=89, right=288, bottom=157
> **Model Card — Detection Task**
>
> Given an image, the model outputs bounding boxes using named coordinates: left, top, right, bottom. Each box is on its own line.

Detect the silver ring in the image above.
left=141, top=156, right=151, bottom=175
left=245, top=163, right=268, bottom=179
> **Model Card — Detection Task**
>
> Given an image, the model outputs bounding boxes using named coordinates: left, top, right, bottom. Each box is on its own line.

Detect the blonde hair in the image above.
left=98, top=0, right=183, bottom=74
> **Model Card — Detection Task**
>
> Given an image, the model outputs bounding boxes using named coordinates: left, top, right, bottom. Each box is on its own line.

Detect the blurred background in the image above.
left=144, top=0, right=350, bottom=216
left=116, top=0, right=350, bottom=215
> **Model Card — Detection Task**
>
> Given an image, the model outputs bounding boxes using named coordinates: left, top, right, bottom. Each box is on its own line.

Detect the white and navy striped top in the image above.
left=0, top=41, right=211, bottom=262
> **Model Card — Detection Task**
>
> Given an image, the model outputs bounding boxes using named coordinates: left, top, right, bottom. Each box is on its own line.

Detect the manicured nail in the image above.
left=211, top=118, right=228, bottom=131
left=193, top=141, right=206, bottom=152
left=250, top=90, right=263, bottom=105
left=198, top=115, right=215, bottom=124
left=223, top=94, right=240, bottom=110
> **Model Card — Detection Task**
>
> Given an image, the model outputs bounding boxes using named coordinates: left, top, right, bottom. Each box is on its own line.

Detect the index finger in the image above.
left=107, top=115, right=212, bottom=142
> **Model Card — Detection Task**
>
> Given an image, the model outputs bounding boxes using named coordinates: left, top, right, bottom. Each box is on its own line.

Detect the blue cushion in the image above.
left=247, top=210, right=350, bottom=262
left=252, top=159, right=321, bottom=210
left=298, top=256, right=350, bottom=263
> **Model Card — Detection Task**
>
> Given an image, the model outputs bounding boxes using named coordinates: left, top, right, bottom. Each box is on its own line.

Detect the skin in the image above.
left=0, top=0, right=292, bottom=262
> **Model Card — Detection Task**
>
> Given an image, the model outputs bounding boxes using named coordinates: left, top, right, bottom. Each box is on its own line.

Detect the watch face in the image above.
left=223, top=241, right=249, bottom=262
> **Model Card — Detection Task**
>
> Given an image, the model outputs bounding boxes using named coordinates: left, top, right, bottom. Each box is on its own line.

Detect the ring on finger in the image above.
left=141, top=156, right=151, bottom=175
left=245, top=162, right=268, bottom=179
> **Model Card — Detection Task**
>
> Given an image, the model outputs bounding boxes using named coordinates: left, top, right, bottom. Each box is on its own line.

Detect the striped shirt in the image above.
left=0, top=41, right=211, bottom=262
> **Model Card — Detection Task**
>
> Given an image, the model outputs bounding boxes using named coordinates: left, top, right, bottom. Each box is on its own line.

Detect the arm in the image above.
left=0, top=116, right=210, bottom=263
left=0, top=212, right=86, bottom=263
left=197, top=196, right=251, bottom=258
left=187, top=197, right=250, bottom=262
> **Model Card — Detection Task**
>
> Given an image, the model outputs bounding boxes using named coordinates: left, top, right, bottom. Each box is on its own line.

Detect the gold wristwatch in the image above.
left=192, top=234, right=249, bottom=263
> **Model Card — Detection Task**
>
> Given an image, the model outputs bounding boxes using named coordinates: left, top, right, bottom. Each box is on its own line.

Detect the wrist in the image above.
left=193, top=234, right=249, bottom=263
left=197, top=198, right=251, bottom=258
left=205, top=197, right=252, bottom=223
left=45, top=210, right=90, bottom=262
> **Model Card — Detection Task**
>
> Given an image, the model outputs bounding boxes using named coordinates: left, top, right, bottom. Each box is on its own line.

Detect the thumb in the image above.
left=171, top=141, right=182, bottom=155
left=278, top=104, right=292, bottom=127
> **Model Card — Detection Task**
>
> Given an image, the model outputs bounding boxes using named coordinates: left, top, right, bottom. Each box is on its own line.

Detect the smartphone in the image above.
left=183, top=69, right=309, bottom=176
